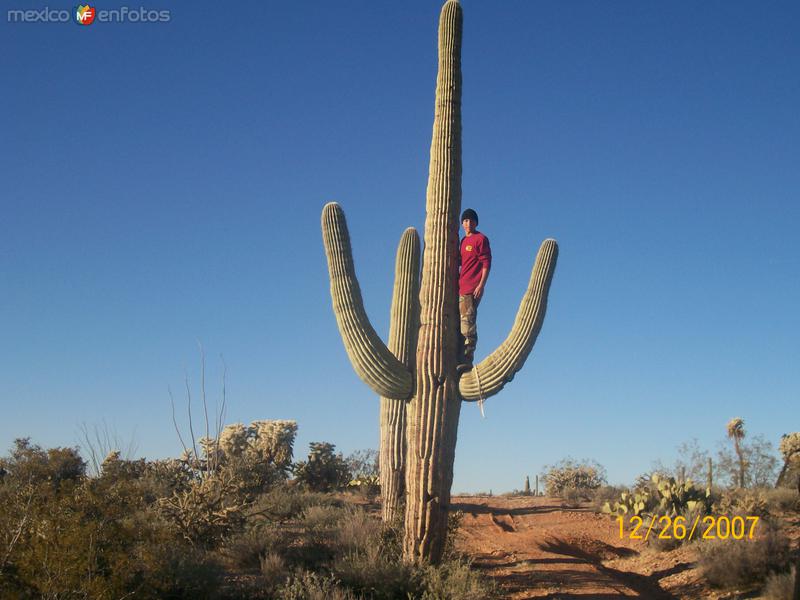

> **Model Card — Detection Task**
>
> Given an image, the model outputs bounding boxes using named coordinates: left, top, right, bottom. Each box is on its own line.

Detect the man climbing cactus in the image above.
left=458, top=208, right=491, bottom=371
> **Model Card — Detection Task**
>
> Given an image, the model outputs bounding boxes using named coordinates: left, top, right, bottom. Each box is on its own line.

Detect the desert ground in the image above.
left=451, top=495, right=798, bottom=599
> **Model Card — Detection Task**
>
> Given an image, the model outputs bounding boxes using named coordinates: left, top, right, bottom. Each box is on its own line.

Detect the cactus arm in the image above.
left=321, top=202, right=414, bottom=400
left=459, top=238, right=558, bottom=401
left=380, top=228, right=421, bottom=522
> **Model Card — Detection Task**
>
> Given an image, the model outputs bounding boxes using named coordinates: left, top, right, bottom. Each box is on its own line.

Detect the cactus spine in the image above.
left=380, top=229, right=421, bottom=522
left=321, top=0, right=558, bottom=563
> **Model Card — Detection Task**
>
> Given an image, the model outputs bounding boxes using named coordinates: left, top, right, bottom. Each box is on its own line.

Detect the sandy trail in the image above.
left=453, top=496, right=703, bottom=599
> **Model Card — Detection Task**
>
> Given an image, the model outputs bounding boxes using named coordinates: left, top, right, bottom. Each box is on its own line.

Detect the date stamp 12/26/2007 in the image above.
left=618, top=515, right=759, bottom=541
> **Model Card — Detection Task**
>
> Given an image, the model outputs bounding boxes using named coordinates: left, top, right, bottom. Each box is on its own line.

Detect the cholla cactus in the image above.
left=218, top=422, right=249, bottom=458
left=250, top=419, right=297, bottom=473
left=779, top=432, right=800, bottom=460
left=777, top=432, right=800, bottom=491
left=321, top=0, right=558, bottom=562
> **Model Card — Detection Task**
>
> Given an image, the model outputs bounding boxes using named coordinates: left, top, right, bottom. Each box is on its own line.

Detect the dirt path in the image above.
left=453, top=496, right=705, bottom=599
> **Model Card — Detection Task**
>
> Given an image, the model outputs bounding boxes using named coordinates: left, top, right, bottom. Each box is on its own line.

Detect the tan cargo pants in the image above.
left=459, top=293, right=479, bottom=363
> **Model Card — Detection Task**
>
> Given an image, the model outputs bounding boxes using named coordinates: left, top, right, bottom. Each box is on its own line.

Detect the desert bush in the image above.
left=714, top=487, right=770, bottom=518
left=333, top=546, right=418, bottom=599
left=650, top=438, right=713, bottom=484
left=0, top=438, right=86, bottom=489
left=137, top=541, right=226, bottom=599
left=764, top=487, right=800, bottom=513
left=561, top=486, right=585, bottom=507
left=249, top=486, right=339, bottom=523
left=259, top=551, right=289, bottom=593
left=0, top=436, right=497, bottom=600
left=278, top=571, right=357, bottom=600
left=157, top=468, right=249, bottom=546
left=220, top=522, right=288, bottom=571
left=417, top=559, right=499, bottom=600
left=345, top=448, right=379, bottom=479
left=0, top=441, right=219, bottom=600
left=762, top=566, right=797, bottom=600
left=698, top=523, right=791, bottom=588
left=343, top=448, right=380, bottom=500
left=542, top=458, right=606, bottom=497
left=156, top=421, right=299, bottom=547
left=591, top=485, right=628, bottom=511
left=717, top=431, right=779, bottom=489
left=294, top=442, right=351, bottom=492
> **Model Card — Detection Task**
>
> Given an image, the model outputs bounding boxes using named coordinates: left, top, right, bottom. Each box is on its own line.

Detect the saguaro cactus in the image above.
left=380, top=229, right=421, bottom=522
left=321, top=0, right=559, bottom=563
left=321, top=208, right=420, bottom=523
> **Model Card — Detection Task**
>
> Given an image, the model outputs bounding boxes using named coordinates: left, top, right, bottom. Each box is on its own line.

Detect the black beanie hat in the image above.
left=460, top=208, right=479, bottom=225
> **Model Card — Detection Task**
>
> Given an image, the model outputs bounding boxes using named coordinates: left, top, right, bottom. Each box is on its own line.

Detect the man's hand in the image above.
left=473, top=285, right=484, bottom=301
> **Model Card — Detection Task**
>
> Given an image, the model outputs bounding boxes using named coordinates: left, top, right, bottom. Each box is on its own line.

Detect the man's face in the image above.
left=462, top=218, right=476, bottom=235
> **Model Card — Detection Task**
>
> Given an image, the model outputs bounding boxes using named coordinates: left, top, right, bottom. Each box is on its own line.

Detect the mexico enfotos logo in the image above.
left=7, top=5, right=171, bottom=24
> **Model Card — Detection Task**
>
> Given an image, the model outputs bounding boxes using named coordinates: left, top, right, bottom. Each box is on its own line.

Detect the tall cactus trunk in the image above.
left=321, top=0, right=558, bottom=565
left=380, top=229, right=421, bottom=522
left=403, top=0, right=463, bottom=563
left=707, top=457, right=713, bottom=491
left=734, top=437, right=746, bottom=488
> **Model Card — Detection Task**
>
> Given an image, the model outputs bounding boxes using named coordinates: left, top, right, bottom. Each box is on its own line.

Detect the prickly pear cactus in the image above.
left=321, top=0, right=559, bottom=563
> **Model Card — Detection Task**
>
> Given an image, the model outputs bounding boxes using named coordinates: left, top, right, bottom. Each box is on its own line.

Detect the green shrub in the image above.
left=417, top=559, right=499, bottom=599
left=293, top=443, right=351, bottom=493
left=0, top=438, right=86, bottom=489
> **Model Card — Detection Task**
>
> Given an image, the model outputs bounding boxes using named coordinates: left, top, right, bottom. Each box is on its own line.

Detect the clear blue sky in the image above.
left=2, top=1, right=798, bottom=492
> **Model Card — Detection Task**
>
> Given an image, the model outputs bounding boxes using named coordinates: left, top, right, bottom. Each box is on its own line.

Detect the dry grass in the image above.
left=698, top=522, right=791, bottom=589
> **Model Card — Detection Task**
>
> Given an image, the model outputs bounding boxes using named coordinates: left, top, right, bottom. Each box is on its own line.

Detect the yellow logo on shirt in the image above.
left=466, top=245, right=473, bottom=251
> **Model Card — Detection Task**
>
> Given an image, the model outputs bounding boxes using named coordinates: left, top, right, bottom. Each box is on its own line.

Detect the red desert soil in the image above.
left=452, top=495, right=731, bottom=600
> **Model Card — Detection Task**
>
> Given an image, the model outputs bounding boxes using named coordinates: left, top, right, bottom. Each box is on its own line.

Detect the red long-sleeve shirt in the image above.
left=459, top=232, right=491, bottom=295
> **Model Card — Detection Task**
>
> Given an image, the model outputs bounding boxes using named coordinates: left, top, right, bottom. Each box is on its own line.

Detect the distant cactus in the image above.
left=727, top=417, right=747, bottom=488
left=321, top=0, right=558, bottom=563
left=707, top=456, right=713, bottom=491
left=524, top=475, right=531, bottom=496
